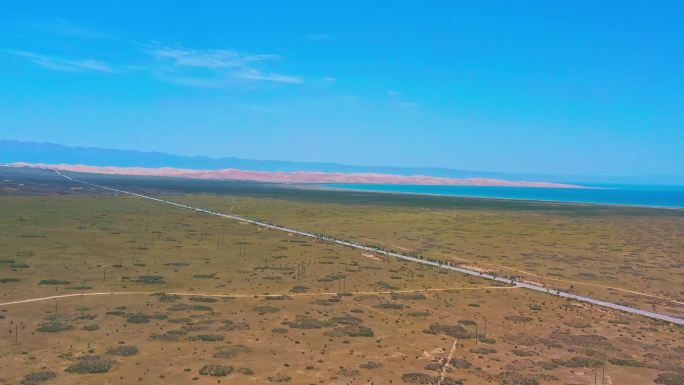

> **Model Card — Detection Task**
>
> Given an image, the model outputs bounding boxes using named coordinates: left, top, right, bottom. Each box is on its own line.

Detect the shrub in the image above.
left=290, top=285, right=309, bottom=293
left=0, top=278, right=20, bottom=283
left=126, top=313, right=151, bottom=323
left=505, top=315, right=533, bottom=323
left=189, top=296, right=218, bottom=303
left=108, top=345, right=138, bottom=356
left=391, top=292, right=426, bottom=300
left=39, top=279, right=70, bottom=285
left=65, top=356, right=112, bottom=374
left=470, top=347, right=497, bottom=355
left=552, top=356, right=601, bottom=368
left=608, top=319, right=630, bottom=325
left=213, top=345, right=249, bottom=358
left=219, top=322, right=250, bottom=331
left=167, top=304, right=213, bottom=312
left=255, top=306, right=280, bottom=314
left=342, top=325, right=374, bottom=337
left=284, top=317, right=334, bottom=329
left=564, top=320, right=591, bottom=329
left=401, top=372, right=434, bottom=384
left=512, top=349, right=537, bottom=357
left=331, top=315, right=363, bottom=325
left=549, top=330, right=614, bottom=351
left=136, top=275, right=164, bottom=284
left=105, top=310, right=125, bottom=316
left=21, top=371, right=56, bottom=385
left=496, top=371, right=539, bottom=385
left=168, top=317, right=192, bottom=324
left=190, top=334, right=224, bottom=342
left=424, top=324, right=471, bottom=339
left=535, top=361, right=558, bottom=370
left=82, top=324, right=100, bottom=331
left=656, top=372, right=684, bottom=385
left=608, top=358, right=644, bottom=367
left=268, top=374, right=291, bottom=382
left=237, top=368, right=254, bottom=375
left=151, top=329, right=187, bottom=341
left=193, top=273, right=216, bottom=279
left=360, top=361, right=383, bottom=369
left=37, top=322, right=72, bottom=333
left=408, top=311, right=430, bottom=317
left=199, top=365, right=233, bottom=376
left=11, top=263, right=30, bottom=269
left=450, top=358, right=471, bottom=369
left=156, top=294, right=180, bottom=302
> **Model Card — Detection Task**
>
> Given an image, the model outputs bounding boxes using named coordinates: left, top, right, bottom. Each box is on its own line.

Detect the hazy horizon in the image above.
left=2, top=139, right=684, bottom=186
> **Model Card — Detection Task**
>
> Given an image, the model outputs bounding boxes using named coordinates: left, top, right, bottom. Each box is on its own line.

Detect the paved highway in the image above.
left=55, top=170, right=684, bottom=326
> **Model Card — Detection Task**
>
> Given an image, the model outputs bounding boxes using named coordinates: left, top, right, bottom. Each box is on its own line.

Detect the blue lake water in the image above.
left=323, top=183, right=684, bottom=209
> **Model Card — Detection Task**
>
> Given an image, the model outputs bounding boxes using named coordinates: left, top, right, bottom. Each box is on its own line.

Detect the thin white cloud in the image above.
left=6, top=50, right=117, bottom=73
left=149, top=46, right=302, bottom=86
left=152, top=48, right=274, bottom=68
left=6, top=38, right=304, bottom=87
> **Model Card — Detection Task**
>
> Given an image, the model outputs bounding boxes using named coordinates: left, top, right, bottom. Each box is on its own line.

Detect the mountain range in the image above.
left=1, top=140, right=681, bottom=185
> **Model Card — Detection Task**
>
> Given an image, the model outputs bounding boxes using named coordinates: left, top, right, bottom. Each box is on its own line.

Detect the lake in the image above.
left=323, top=183, right=684, bottom=209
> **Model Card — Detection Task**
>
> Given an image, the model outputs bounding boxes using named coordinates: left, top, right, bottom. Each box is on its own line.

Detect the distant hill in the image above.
left=0, top=140, right=517, bottom=178
left=1, top=140, right=681, bottom=185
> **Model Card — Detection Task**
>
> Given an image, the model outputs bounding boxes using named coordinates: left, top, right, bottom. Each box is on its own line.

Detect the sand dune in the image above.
left=7, top=162, right=584, bottom=188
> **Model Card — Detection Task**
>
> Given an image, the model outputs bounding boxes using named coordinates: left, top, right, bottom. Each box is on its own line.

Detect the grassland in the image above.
left=0, top=167, right=682, bottom=385
left=172, top=193, right=684, bottom=320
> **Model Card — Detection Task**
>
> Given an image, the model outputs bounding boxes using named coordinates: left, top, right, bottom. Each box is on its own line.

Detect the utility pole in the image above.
left=483, top=318, right=487, bottom=340
left=601, top=352, right=606, bottom=385
left=474, top=323, right=478, bottom=344
left=594, top=362, right=598, bottom=385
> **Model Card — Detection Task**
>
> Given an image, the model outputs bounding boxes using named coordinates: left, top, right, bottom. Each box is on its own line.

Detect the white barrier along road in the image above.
left=55, top=170, right=684, bottom=326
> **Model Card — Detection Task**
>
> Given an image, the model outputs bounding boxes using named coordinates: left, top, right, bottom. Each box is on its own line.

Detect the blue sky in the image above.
left=1, top=1, right=682, bottom=177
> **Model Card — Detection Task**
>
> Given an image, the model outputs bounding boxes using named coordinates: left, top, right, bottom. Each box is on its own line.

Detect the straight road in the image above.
left=54, top=170, right=684, bottom=326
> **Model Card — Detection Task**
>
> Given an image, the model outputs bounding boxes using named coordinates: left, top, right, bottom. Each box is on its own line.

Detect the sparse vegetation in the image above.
left=21, top=371, right=56, bottom=385
left=199, top=365, right=233, bottom=376
left=37, top=322, right=72, bottom=333
left=107, top=345, right=138, bottom=356
left=65, top=356, right=113, bottom=374
left=1, top=168, right=682, bottom=385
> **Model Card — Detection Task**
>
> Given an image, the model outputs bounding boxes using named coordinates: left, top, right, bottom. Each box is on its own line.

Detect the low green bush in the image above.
left=199, top=365, right=233, bottom=376
left=21, top=371, right=56, bottom=385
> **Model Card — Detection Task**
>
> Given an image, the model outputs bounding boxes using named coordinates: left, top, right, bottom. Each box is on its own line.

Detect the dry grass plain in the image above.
left=0, top=170, right=683, bottom=385
left=176, top=194, right=684, bottom=320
